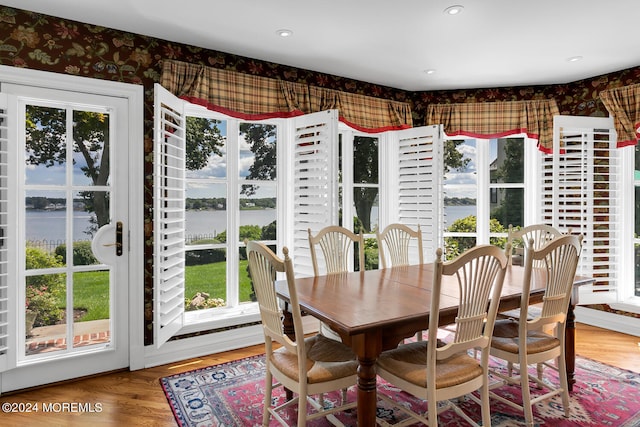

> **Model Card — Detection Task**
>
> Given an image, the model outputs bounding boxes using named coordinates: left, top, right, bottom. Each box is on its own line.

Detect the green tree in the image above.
left=239, top=123, right=277, bottom=196
left=444, top=140, right=471, bottom=173
left=353, top=136, right=379, bottom=232
left=26, top=107, right=111, bottom=234
left=490, top=138, right=524, bottom=227
left=185, top=116, right=225, bottom=170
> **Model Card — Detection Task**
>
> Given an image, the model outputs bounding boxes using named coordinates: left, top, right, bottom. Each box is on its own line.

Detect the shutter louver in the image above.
left=291, top=110, right=338, bottom=277
left=154, top=84, right=186, bottom=347
left=395, top=126, right=443, bottom=263
left=0, top=93, right=11, bottom=371
left=544, top=115, right=620, bottom=304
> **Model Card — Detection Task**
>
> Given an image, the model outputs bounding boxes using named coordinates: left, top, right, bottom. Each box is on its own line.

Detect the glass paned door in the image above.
left=22, top=101, right=117, bottom=359
left=2, top=82, right=130, bottom=389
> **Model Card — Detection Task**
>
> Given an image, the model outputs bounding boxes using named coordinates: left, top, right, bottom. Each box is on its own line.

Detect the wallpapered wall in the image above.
left=2, top=6, right=638, bottom=344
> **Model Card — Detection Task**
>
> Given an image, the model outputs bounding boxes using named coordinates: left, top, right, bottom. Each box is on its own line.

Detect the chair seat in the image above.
left=491, top=319, right=560, bottom=354
left=377, top=341, right=482, bottom=389
left=270, top=334, right=358, bottom=384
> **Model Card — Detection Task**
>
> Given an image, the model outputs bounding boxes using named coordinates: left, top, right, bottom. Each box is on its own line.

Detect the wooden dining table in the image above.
left=275, top=263, right=594, bottom=427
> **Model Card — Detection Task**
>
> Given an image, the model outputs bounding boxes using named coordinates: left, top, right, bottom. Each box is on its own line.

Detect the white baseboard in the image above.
left=575, top=306, right=640, bottom=337
left=143, top=324, right=264, bottom=368
left=143, top=316, right=321, bottom=369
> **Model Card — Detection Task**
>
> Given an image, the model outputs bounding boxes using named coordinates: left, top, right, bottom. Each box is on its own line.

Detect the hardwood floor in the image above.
left=0, top=323, right=638, bottom=427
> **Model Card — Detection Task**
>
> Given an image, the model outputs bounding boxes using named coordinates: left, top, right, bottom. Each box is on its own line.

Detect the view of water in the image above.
left=26, top=205, right=477, bottom=243
left=25, top=210, right=97, bottom=243
left=24, top=208, right=279, bottom=243
left=185, top=209, right=277, bottom=239
left=444, top=205, right=476, bottom=226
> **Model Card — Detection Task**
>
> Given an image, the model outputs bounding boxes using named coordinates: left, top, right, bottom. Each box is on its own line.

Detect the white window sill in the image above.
left=609, top=299, right=640, bottom=315
left=179, top=303, right=261, bottom=335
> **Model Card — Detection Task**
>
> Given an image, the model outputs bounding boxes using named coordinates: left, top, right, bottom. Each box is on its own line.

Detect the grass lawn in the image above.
left=71, top=271, right=110, bottom=321
left=66, top=261, right=253, bottom=321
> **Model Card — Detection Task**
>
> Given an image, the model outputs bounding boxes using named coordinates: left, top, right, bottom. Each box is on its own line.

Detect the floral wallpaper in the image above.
left=1, top=5, right=638, bottom=345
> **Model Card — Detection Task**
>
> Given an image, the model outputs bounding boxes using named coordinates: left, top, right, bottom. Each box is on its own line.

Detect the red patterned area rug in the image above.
left=160, top=353, right=640, bottom=426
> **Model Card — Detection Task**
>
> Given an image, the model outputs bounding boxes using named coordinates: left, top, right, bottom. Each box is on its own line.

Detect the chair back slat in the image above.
left=308, top=226, right=364, bottom=276
left=376, top=223, right=423, bottom=269
left=319, top=231, right=352, bottom=272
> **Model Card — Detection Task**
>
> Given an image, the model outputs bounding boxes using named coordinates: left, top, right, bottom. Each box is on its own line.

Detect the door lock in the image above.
left=102, top=221, right=123, bottom=256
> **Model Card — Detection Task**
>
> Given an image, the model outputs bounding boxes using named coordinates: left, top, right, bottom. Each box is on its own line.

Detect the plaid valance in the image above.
left=161, top=60, right=412, bottom=132
left=425, top=100, right=559, bottom=152
left=599, top=84, right=640, bottom=147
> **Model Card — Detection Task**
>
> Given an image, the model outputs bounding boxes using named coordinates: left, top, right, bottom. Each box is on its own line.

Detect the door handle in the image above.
left=102, top=221, right=123, bottom=256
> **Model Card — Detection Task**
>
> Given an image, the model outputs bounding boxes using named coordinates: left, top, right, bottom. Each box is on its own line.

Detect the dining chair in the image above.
left=246, top=241, right=358, bottom=427
left=507, top=223, right=565, bottom=267
left=376, top=223, right=423, bottom=269
left=308, top=225, right=365, bottom=342
left=502, top=223, right=568, bottom=322
left=308, top=225, right=365, bottom=276
left=376, top=244, right=509, bottom=427
left=502, top=224, right=573, bottom=375
left=376, top=223, right=426, bottom=341
left=488, top=234, right=583, bottom=427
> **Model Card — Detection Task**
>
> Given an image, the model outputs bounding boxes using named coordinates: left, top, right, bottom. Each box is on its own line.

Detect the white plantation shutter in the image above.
left=153, top=84, right=186, bottom=347
left=0, top=93, right=13, bottom=372
left=543, top=115, right=621, bottom=304
left=291, top=110, right=339, bottom=277
left=392, top=125, right=443, bottom=263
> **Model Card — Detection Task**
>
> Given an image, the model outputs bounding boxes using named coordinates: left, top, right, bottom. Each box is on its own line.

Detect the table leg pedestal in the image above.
left=566, top=302, right=577, bottom=392
left=281, top=304, right=294, bottom=401
left=352, top=332, right=382, bottom=427
left=356, top=356, right=377, bottom=427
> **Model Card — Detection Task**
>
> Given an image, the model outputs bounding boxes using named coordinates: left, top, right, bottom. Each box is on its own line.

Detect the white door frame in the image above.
left=0, top=66, right=144, bottom=391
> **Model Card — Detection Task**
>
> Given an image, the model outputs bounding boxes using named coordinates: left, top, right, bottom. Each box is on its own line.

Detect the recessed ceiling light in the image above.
left=424, top=69, right=436, bottom=75
left=444, top=5, right=464, bottom=15
left=567, top=55, right=583, bottom=62
left=276, top=29, right=293, bottom=37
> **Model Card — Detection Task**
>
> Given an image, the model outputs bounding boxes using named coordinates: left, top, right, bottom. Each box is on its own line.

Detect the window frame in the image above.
left=338, top=126, right=382, bottom=237
left=178, top=105, right=286, bottom=333
left=441, top=134, right=539, bottom=249
left=614, top=143, right=640, bottom=311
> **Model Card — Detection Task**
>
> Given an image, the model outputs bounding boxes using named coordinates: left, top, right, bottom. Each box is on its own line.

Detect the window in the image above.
left=154, top=84, right=287, bottom=341
left=622, top=134, right=640, bottom=308
left=181, top=109, right=280, bottom=327
left=338, top=129, right=380, bottom=269
left=634, top=145, right=640, bottom=299
left=442, top=136, right=530, bottom=259
left=154, top=98, right=637, bottom=348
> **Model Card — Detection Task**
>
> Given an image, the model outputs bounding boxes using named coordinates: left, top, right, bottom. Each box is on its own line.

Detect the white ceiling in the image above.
left=5, top=0, right=640, bottom=91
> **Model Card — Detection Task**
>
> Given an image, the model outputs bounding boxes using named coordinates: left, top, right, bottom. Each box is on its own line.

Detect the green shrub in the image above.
left=25, top=247, right=65, bottom=327
left=54, top=241, right=99, bottom=266
left=444, top=216, right=507, bottom=259
left=261, top=221, right=276, bottom=240
left=364, top=237, right=379, bottom=270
